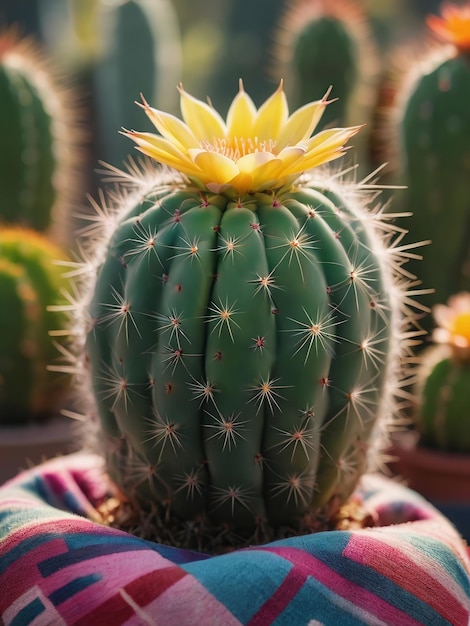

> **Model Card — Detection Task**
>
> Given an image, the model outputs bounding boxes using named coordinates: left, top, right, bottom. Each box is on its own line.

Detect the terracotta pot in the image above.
left=0, top=418, right=79, bottom=485
left=389, top=430, right=470, bottom=502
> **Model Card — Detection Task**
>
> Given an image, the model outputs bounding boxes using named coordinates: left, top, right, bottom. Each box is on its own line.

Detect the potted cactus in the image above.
left=0, top=228, right=77, bottom=483
left=390, top=292, right=470, bottom=539
left=59, top=80, right=429, bottom=552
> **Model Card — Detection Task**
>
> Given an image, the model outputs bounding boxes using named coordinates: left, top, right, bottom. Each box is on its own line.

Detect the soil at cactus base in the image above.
left=96, top=495, right=374, bottom=554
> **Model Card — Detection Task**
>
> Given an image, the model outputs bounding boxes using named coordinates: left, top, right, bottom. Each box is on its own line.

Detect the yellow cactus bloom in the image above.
left=124, top=81, right=361, bottom=196
left=433, top=292, right=470, bottom=355
left=427, top=3, right=470, bottom=51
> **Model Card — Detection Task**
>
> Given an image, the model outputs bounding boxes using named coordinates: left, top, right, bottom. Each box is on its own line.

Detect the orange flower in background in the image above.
left=426, top=3, right=470, bottom=51
left=124, top=81, right=361, bottom=196
left=433, top=292, right=470, bottom=357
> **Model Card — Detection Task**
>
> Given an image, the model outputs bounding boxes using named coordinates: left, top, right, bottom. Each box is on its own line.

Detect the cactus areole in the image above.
left=86, top=82, right=408, bottom=545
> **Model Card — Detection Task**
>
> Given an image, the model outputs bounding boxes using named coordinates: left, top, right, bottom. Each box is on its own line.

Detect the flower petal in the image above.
left=226, top=171, right=253, bottom=195
left=230, top=152, right=285, bottom=192
left=190, top=150, right=240, bottom=185
left=143, top=106, right=199, bottom=151
left=304, top=126, right=362, bottom=153
left=235, top=150, right=277, bottom=173
left=281, top=127, right=360, bottom=176
left=226, top=80, right=257, bottom=139
left=125, top=131, right=200, bottom=176
left=276, top=96, right=330, bottom=149
left=277, top=146, right=306, bottom=170
left=252, top=81, right=288, bottom=141
left=178, top=86, right=227, bottom=142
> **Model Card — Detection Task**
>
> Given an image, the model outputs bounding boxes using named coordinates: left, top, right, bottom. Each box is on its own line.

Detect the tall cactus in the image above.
left=0, top=31, right=78, bottom=239
left=391, top=3, right=470, bottom=316
left=93, top=0, right=182, bottom=167
left=415, top=292, right=470, bottom=453
left=0, top=228, right=71, bottom=424
left=272, top=0, right=379, bottom=130
left=76, top=83, right=419, bottom=549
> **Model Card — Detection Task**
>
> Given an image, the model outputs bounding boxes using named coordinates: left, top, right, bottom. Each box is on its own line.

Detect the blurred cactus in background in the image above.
left=380, top=3, right=470, bottom=321
left=0, top=30, right=81, bottom=243
left=414, top=293, right=470, bottom=453
left=92, top=0, right=182, bottom=167
left=204, top=0, right=285, bottom=113
left=0, top=228, right=71, bottom=425
left=272, top=0, right=379, bottom=132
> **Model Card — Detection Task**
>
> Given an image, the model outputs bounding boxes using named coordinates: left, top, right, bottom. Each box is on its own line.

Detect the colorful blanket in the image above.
left=0, top=453, right=469, bottom=625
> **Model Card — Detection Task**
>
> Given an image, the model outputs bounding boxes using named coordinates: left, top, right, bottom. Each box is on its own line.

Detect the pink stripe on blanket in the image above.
left=46, top=552, right=180, bottom=622
left=249, top=546, right=422, bottom=626
left=343, top=531, right=470, bottom=624
left=123, top=571, right=243, bottom=626
left=0, top=538, right=69, bottom=609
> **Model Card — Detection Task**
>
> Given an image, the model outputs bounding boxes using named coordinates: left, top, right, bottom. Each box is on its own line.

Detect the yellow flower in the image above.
left=433, top=292, right=470, bottom=357
left=427, top=3, right=470, bottom=51
left=124, top=81, right=361, bottom=196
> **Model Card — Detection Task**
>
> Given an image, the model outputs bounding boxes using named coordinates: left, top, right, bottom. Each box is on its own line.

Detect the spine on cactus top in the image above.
left=388, top=3, right=470, bottom=318
left=272, top=0, right=379, bottom=130
left=0, top=228, right=71, bottom=425
left=0, top=31, right=80, bottom=242
left=71, top=82, right=421, bottom=549
left=93, top=0, right=182, bottom=167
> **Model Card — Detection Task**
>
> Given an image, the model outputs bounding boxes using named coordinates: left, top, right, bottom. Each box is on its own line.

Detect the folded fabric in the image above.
left=0, top=453, right=469, bottom=626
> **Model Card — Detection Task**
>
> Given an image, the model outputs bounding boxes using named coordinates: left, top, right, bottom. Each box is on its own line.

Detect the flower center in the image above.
left=200, top=136, right=278, bottom=160
left=451, top=312, right=470, bottom=342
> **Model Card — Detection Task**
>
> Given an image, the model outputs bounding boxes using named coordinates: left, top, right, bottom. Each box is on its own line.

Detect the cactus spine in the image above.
left=0, top=228, right=70, bottom=424
left=75, top=83, right=418, bottom=549
left=392, top=4, right=470, bottom=315
left=93, top=0, right=182, bottom=167
left=415, top=292, right=470, bottom=453
left=0, top=31, right=78, bottom=239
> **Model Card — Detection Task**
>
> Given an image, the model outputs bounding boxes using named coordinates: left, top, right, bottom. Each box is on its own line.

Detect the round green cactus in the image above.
left=0, top=228, right=70, bottom=424
left=77, top=83, right=418, bottom=548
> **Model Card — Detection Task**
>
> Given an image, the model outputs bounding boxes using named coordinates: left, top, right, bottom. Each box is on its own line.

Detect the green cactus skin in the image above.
left=0, top=33, right=75, bottom=236
left=0, top=228, right=70, bottom=424
left=416, top=345, right=470, bottom=453
left=93, top=0, right=182, bottom=167
left=82, top=168, right=407, bottom=540
left=397, top=47, right=470, bottom=316
left=273, top=0, right=378, bottom=130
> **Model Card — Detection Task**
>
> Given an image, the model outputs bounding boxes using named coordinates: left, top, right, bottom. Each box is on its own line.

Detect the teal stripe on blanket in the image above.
left=182, top=549, right=294, bottom=623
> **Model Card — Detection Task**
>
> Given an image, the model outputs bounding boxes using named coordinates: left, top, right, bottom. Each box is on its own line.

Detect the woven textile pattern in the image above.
left=0, top=453, right=469, bottom=625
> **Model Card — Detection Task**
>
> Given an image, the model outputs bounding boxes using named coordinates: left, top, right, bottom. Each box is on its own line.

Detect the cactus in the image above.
left=204, top=0, right=285, bottom=114
left=272, top=0, right=379, bottom=130
left=0, top=31, right=78, bottom=240
left=0, top=228, right=71, bottom=425
left=390, top=3, right=470, bottom=317
left=415, top=292, right=470, bottom=453
left=93, top=0, right=182, bottom=167
left=76, top=82, right=419, bottom=550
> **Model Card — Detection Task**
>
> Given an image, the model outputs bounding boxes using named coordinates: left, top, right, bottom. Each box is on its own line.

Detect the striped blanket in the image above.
left=0, top=453, right=469, bottom=625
